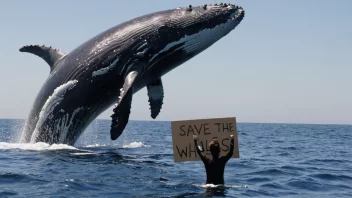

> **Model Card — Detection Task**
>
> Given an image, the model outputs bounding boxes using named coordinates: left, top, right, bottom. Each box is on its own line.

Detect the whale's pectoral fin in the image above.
left=19, top=45, right=66, bottom=71
left=110, top=71, right=139, bottom=140
left=147, top=78, right=164, bottom=119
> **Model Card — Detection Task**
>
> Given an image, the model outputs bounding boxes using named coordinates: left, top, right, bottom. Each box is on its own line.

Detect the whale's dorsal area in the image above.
left=19, top=45, right=67, bottom=71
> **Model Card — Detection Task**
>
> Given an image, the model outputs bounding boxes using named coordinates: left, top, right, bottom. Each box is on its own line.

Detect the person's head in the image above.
left=209, top=137, right=221, bottom=158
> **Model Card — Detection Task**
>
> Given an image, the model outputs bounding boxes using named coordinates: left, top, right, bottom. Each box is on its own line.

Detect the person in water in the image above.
left=193, top=134, right=235, bottom=185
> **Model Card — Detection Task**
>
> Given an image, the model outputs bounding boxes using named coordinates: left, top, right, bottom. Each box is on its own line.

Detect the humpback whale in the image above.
left=20, top=3, right=245, bottom=145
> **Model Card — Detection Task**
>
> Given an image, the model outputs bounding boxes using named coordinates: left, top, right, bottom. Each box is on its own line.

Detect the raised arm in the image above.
left=193, top=135, right=208, bottom=163
left=223, top=135, right=235, bottom=162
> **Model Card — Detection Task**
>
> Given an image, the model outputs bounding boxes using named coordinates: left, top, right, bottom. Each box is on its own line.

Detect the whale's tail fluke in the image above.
left=19, top=45, right=67, bottom=71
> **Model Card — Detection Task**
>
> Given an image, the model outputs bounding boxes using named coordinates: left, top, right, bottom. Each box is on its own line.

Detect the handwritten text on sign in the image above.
left=171, top=117, right=239, bottom=163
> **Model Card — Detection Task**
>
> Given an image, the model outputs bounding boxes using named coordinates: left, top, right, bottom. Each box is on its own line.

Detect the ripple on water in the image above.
left=243, top=168, right=294, bottom=176
left=260, top=182, right=291, bottom=190
left=239, top=189, right=275, bottom=197
left=309, top=173, right=352, bottom=181
left=0, top=191, right=17, bottom=197
left=246, top=177, right=271, bottom=183
left=286, top=178, right=331, bottom=192
left=305, top=159, right=351, bottom=164
left=0, top=172, right=48, bottom=185
left=281, top=165, right=306, bottom=171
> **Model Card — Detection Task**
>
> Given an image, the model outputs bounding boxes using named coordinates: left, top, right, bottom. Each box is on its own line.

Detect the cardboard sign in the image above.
left=171, top=117, right=239, bottom=163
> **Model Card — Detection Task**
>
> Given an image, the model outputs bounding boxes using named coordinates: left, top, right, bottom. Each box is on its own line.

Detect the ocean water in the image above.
left=0, top=119, right=351, bottom=198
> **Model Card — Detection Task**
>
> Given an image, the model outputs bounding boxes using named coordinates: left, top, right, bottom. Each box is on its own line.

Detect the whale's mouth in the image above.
left=204, top=3, right=245, bottom=24
left=230, top=7, right=245, bottom=21
left=207, top=3, right=245, bottom=31
left=222, top=4, right=245, bottom=22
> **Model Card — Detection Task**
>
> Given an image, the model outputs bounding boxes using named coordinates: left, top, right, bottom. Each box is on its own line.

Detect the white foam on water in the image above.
left=200, top=184, right=222, bottom=188
left=122, top=141, right=149, bottom=148
left=197, top=184, right=248, bottom=189
left=81, top=141, right=150, bottom=149
left=0, top=142, right=78, bottom=151
left=84, top=144, right=107, bottom=148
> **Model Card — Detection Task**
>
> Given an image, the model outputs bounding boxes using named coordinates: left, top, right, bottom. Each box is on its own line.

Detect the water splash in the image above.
left=0, top=142, right=78, bottom=151
left=0, top=119, right=26, bottom=143
left=84, top=143, right=106, bottom=148
left=122, top=141, right=149, bottom=148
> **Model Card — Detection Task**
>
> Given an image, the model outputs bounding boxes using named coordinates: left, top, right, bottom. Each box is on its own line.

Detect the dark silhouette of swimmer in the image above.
left=193, top=134, right=235, bottom=185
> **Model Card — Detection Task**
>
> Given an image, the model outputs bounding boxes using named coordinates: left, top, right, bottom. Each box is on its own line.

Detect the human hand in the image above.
left=193, top=135, right=198, bottom=140
left=230, top=134, right=234, bottom=139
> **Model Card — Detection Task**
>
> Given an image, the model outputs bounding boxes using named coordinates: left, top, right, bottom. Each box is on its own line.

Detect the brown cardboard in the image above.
left=171, top=117, right=239, bottom=163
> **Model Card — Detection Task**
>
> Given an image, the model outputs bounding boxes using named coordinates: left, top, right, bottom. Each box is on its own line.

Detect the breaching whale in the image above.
left=20, top=3, right=245, bottom=145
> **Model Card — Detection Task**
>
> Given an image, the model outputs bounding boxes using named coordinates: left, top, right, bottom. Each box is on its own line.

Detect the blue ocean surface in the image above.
left=0, top=119, right=351, bottom=197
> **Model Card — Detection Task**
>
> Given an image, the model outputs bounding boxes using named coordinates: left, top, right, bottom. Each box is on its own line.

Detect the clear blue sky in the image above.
left=0, top=0, right=351, bottom=125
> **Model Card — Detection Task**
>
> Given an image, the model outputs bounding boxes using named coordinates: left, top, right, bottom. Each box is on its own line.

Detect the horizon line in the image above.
left=0, top=117, right=351, bottom=126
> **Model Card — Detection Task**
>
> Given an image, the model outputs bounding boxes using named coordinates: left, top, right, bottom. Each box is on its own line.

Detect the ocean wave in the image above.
left=70, top=152, right=97, bottom=156
left=122, top=141, right=149, bottom=148
left=0, top=191, right=17, bottom=197
left=246, top=177, right=271, bottom=183
left=309, top=173, right=352, bottom=181
left=0, top=142, right=78, bottom=151
left=260, top=182, right=289, bottom=190
left=0, top=172, right=48, bottom=185
left=243, top=168, right=291, bottom=176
